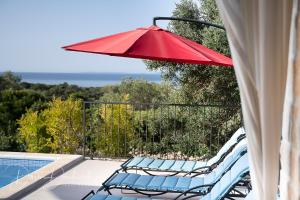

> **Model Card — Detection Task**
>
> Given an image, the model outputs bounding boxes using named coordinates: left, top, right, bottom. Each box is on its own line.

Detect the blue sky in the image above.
left=0, top=0, right=179, bottom=73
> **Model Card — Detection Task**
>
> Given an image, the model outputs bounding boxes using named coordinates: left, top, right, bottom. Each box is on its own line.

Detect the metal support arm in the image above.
left=153, top=16, right=225, bottom=31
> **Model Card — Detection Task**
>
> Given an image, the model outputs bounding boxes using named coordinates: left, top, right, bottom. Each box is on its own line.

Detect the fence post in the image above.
left=83, top=101, right=86, bottom=157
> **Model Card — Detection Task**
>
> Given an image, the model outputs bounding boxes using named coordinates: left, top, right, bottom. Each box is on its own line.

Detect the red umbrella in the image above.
left=63, top=25, right=233, bottom=66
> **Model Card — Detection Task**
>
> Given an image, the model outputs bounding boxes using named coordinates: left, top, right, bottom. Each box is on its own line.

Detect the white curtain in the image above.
left=215, top=0, right=292, bottom=199
left=280, top=0, right=300, bottom=199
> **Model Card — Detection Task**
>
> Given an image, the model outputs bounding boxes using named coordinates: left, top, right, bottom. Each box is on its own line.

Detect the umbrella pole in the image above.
left=153, top=16, right=225, bottom=31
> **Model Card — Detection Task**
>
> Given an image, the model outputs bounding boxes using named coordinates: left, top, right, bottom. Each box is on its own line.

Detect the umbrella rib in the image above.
left=169, top=32, right=230, bottom=64
left=122, top=28, right=153, bottom=55
left=122, top=28, right=212, bottom=63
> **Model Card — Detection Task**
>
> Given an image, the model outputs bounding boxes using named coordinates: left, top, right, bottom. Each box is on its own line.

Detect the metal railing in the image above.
left=81, top=102, right=242, bottom=160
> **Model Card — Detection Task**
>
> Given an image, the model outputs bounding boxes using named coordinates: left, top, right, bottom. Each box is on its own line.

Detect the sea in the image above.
left=10, top=72, right=161, bottom=87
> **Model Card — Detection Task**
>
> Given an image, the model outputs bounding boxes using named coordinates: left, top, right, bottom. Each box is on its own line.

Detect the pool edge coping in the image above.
left=0, top=152, right=84, bottom=200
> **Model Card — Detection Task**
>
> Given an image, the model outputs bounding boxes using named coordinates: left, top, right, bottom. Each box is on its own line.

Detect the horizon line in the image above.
left=1, top=71, right=161, bottom=74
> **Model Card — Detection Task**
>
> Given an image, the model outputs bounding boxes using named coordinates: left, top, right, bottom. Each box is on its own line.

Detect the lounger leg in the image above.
left=103, top=187, right=112, bottom=195
left=97, top=186, right=105, bottom=192
left=99, top=185, right=112, bottom=195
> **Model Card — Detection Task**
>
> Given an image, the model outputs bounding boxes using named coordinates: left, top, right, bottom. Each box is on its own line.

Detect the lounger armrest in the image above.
left=237, top=134, right=246, bottom=142
left=121, top=157, right=134, bottom=168
left=101, top=169, right=121, bottom=188
left=187, top=166, right=211, bottom=176
left=174, top=183, right=214, bottom=199
left=81, top=190, right=95, bottom=200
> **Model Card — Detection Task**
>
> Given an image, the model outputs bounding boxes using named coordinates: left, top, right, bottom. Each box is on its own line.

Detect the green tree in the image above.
left=119, top=78, right=162, bottom=104
left=145, top=0, right=239, bottom=104
left=99, top=78, right=173, bottom=108
left=99, top=92, right=123, bottom=102
left=0, top=71, right=22, bottom=91
left=18, top=109, right=51, bottom=152
left=44, top=97, right=83, bottom=153
left=17, top=97, right=83, bottom=154
left=0, top=89, right=45, bottom=151
left=92, top=96, right=134, bottom=157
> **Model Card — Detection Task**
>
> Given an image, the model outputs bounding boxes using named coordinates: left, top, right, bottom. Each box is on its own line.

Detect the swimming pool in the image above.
left=0, top=152, right=83, bottom=199
left=0, top=158, right=53, bottom=188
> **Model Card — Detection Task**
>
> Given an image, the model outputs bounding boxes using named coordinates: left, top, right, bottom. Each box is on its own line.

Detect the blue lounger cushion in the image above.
left=136, top=158, right=154, bottom=168
left=206, top=127, right=245, bottom=166
left=105, top=140, right=247, bottom=196
left=125, top=157, right=144, bottom=167
left=134, top=175, right=153, bottom=188
left=201, top=153, right=249, bottom=200
left=181, top=160, right=197, bottom=172
left=159, top=160, right=175, bottom=170
left=188, top=177, right=205, bottom=190
left=192, top=161, right=207, bottom=170
left=106, top=173, right=208, bottom=193
left=123, top=127, right=246, bottom=173
left=121, top=174, right=140, bottom=187
left=147, top=176, right=166, bottom=190
left=170, top=160, right=186, bottom=171
left=160, top=176, right=178, bottom=190
left=204, top=139, right=247, bottom=185
left=107, top=173, right=129, bottom=186
left=147, top=159, right=164, bottom=169
left=89, top=193, right=158, bottom=200
left=174, top=177, right=192, bottom=191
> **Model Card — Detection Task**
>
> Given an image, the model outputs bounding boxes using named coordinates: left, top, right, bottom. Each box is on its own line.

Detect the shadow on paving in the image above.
left=50, top=184, right=98, bottom=200
left=49, top=184, right=202, bottom=200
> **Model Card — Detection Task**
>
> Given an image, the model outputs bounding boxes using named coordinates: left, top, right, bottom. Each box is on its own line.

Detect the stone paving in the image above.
left=22, top=159, right=122, bottom=200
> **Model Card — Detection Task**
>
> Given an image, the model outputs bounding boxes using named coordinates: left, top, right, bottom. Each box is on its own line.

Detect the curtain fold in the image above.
left=280, top=0, right=300, bottom=199
left=216, top=0, right=292, bottom=199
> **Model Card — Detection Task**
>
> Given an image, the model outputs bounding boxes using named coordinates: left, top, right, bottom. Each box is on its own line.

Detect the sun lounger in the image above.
left=121, top=127, right=246, bottom=176
left=83, top=150, right=249, bottom=200
left=98, top=140, right=248, bottom=198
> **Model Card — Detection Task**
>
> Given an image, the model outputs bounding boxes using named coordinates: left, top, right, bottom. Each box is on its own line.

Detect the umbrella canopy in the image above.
left=63, top=25, right=233, bottom=66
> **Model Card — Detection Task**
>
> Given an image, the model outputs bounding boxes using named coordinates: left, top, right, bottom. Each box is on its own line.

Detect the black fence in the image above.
left=82, top=102, right=242, bottom=159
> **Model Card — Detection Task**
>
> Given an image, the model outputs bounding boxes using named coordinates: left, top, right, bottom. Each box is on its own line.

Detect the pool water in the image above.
left=0, top=158, right=53, bottom=188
